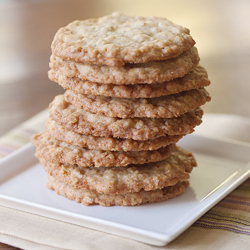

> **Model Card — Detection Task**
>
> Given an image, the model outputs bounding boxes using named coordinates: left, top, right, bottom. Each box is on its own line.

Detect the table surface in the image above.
left=0, top=0, right=250, bottom=249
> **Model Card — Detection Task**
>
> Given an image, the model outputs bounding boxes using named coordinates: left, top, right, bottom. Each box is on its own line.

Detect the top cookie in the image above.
left=51, top=12, right=195, bottom=66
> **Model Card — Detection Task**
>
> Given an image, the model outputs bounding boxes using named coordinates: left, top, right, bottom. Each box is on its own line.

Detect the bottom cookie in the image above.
left=47, top=175, right=189, bottom=206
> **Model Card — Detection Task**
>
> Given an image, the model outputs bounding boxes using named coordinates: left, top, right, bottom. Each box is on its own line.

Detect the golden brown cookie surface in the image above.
left=41, top=145, right=195, bottom=194
left=49, top=95, right=203, bottom=140
left=64, top=88, right=210, bottom=118
left=48, top=65, right=210, bottom=98
left=51, top=12, right=195, bottom=67
left=49, top=47, right=199, bottom=84
left=47, top=176, right=189, bottom=206
left=31, top=132, right=175, bottom=167
left=46, top=118, right=182, bottom=151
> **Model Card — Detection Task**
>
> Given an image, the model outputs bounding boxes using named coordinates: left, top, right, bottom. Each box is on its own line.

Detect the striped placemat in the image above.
left=0, top=109, right=48, bottom=159
left=194, top=178, right=250, bottom=234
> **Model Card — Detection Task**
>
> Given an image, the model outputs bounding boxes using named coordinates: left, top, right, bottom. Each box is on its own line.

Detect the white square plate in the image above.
left=0, top=134, right=250, bottom=246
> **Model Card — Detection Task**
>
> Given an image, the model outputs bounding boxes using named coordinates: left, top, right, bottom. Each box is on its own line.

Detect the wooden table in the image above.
left=0, top=0, right=250, bottom=249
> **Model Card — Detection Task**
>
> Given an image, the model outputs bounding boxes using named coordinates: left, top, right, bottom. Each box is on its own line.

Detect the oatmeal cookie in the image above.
left=49, top=47, right=199, bottom=84
left=49, top=95, right=203, bottom=140
left=40, top=145, right=195, bottom=194
left=48, top=65, right=210, bottom=98
left=31, top=132, right=175, bottom=167
left=64, top=88, right=210, bottom=118
left=51, top=12, right=195, bottom=66
left=47, top=176, right=189, bottom=206
left=46, top=118, right=182, bottom=151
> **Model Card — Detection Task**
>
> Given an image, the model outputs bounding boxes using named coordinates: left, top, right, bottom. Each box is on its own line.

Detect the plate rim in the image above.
left=0, top=134, right=250, bottom=246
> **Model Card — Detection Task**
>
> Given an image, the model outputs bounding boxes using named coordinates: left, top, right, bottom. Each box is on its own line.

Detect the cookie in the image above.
left=40, top=145, right=195, bottom=194
left=49, top=95, right=203, bottom=140
left=64, top=88, right=210, bottom=118
left=51, top=12, right=195, bottom=67
left=49, top=47, right=199, bottom=85
left=48, top=65, right=210, bottom=98
left=47, top=176, right=189, bottom=206
left=46, top=118, right=182, bottom=151
left=31, top=132, right=175, bottom=167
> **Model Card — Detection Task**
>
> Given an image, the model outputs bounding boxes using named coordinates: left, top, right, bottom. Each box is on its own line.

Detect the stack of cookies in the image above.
left=31, top=13, right=211, bottom=206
